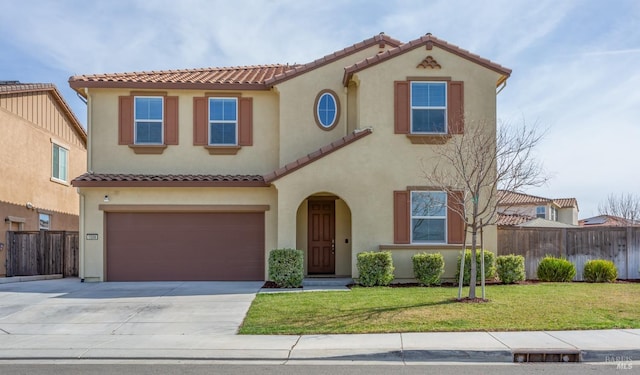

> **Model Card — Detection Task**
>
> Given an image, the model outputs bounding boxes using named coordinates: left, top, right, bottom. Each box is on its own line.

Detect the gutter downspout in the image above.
left=79, top=88, right=91, bottom=281
left=78, top=190, right=85, bottom=281
left=84, top=88, right=92, bottom=172
left=496, top=80, right=507, bottom=95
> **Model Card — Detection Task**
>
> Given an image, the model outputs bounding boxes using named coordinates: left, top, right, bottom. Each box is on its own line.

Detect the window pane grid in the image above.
left=411, top=191, right=447, bottom=243
left=411, top=82, right=447, bottom=134
left=317, top=93, right=337, bottom=127
left=209, top=98, right=237, bottom=145
left=134, top=97, right=164, bottom=144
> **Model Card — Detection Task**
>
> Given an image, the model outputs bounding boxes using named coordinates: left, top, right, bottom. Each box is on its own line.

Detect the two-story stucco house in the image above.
left=497, top=190, right=579, bottom=227
left=69, top=33, right=511, bottom=282
left=0, top=82, right=87, bottom=277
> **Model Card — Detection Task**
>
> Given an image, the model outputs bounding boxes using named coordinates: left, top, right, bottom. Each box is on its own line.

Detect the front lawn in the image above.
left=239, top=283, right=640, bottom=334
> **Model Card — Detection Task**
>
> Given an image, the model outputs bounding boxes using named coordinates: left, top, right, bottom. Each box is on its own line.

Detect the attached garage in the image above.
left=105, top=211, right=265, bottom=281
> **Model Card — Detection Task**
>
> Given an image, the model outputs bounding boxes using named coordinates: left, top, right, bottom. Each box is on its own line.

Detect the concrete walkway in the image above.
left=0, top=277, right=638, bottom=363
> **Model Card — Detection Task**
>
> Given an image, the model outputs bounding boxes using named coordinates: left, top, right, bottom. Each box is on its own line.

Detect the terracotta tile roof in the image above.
left=263, top=128, right=373, bottom=183
left=69, top=33, right=402, bottom=95
left=496, top=213, right=534, bottom=226
left=343, top=33, right=511, bottom=87
left=69, top=64, right=299, bottom=93
left=497, top=190, right=551, bottom=206
left=72, top=173, right=267, bottom=187
left=553, top=198, right=578, bottom=209
left=0, top=82, right=87, bottom=144
left=264, top=33, right=402, bottom=85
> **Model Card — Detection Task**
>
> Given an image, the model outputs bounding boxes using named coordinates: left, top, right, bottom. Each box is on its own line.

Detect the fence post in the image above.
left=627, top=226, right=632, bottom=279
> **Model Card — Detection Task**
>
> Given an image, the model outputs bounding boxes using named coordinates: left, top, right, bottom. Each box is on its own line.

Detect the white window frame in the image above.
left=317, top=92, right=337, bottom=128
left=208, top=97, right=238, bottom=146
left=410, top=81, right=447, bottom=134
left=550, top=207, right=558, bottom=221
left=410, top=191, right=448, bottom=244
left=39, top=213, right=51, bottom=230
left=536, top=206, right=546, bottom=219
left=51, top=143, right=68, bottom=183
left=134, top=96, right=164, bottom=145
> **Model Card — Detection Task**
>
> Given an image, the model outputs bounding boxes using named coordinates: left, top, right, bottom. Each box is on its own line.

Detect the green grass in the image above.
left=239, top=283, right=640, bottom=334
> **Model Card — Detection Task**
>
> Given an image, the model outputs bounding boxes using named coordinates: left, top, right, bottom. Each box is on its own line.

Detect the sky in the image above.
left=1, top=0, right=639, bottom=219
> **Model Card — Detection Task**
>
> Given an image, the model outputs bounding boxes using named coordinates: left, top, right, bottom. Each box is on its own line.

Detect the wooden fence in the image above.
left=498, top=226, right=640, bottom=280
left=5, top=231, right=79, bottom=277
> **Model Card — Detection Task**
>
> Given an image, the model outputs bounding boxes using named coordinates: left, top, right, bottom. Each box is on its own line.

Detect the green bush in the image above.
left=536, top=256, right=576, bottom=282
left=412, top=253, right=445, bottom=286
left=268, top=249, right=304, bottom=288
left=496, top=254, right=526, bottom=284
left=357, top=251, right=395, bottom=287
left=455, top=249, right=496, bottom=286
left=583, top=259, right=618, bottom=283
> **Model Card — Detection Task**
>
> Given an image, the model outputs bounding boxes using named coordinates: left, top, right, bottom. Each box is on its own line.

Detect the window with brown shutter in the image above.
left=395, top=79, right=464, bottom=144
left=118, top=94, right=178, bottom=154
left=194, top=95, right=253, bottom=155
left=394, top=189, right=466, bottom=245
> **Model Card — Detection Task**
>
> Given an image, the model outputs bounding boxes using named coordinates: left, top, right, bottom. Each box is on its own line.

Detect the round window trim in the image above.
left=313, top=89, right=340, bottom=131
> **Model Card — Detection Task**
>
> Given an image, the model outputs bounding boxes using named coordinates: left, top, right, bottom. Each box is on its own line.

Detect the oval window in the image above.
left=314, top=90, right=340, bottom=130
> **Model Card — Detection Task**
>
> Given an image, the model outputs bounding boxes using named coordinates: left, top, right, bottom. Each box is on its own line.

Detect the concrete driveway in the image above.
left=0, top=278, right=263, bottom=336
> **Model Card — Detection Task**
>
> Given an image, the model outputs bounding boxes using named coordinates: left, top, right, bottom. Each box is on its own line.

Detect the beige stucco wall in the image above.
left=558, top=207, right=578, bottom=225
left=87, top=89, right=280, bottom=175
left=273, top=44, right=502, bottom=280
left=0, top=92, right=86, bottom=277
left=77, top=186, right=277, bottom=281
left=274, top=44, right=390, bottom=165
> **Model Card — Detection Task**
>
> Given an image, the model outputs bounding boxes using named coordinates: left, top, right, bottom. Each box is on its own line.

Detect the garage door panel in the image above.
left=106, top=212, right=264, bottom=281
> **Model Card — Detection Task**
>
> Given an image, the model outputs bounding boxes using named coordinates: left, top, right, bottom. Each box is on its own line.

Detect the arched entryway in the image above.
left=296, top=192, right=352, bottom=276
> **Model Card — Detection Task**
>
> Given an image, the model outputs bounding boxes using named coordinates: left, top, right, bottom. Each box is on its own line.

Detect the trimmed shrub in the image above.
left=455, top=249, right=496, bottom=286
left=496, top=254, right=525, bottom=284
left=357, top=251, right=395, bottom=287
left=412, top=253, right=445, bottom=286
left=583, top=259, right=618, bottom=283
left=268, top=248, right=304, bottom=288
left=536, top=256, right=576, bottom=282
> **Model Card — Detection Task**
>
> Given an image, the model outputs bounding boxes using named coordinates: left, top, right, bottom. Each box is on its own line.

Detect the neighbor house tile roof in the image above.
left=343, top=33, right=512, bottom=87
left=497, top=190, right=551, bottom=206
left=553, top=198, right=578, bottom=208
left=263, top=128, right=373, bottom=183
left=579, top=215, right=639, bottom=227
left=496, top=213, right=535, bottom=226
left=0, top=82, right=87, bottom=144
left=72, top=173, right=267, bottom=187
left=69, top=33, right=403, bottom=95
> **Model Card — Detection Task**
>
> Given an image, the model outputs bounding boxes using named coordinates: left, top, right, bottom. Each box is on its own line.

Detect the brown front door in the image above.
left=307, top=200, right=335, bottom=274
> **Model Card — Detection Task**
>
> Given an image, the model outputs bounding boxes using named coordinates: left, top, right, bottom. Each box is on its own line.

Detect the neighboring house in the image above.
left=0, top=82, right=87, bottom=277
left=498, top=190, right=579, bottom=226
left=579, top=215, right=640, bottom=227
left=69, top=33, right=511, bottom=282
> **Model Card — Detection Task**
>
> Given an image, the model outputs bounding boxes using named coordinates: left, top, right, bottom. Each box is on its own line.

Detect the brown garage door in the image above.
left=106, top=212, right=264, bottom=281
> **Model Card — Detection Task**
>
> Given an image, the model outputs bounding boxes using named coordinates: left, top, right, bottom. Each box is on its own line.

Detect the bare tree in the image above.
left=422, top=119, right=548, bottom=300
left=598, top=193, right=640, bottom=225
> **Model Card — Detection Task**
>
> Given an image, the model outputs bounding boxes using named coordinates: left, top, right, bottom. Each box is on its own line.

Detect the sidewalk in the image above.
left=1, top=329, right=638, bottom=363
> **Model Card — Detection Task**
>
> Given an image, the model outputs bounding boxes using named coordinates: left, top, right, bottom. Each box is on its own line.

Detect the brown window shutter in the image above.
left=447, top=190, right=465, bottom=244
left=193, top=97, right=208, bottom=145
left=394, top=190, right=410, bottom=244
left=238, top=97, right=253, bottom=146
left=118, top=96, right=134, bottom=145
left=448, top=81, right=464, bottom=134
left=164, top=96, right=179, bottom=145
left=394, top=81, right=410, bottom=134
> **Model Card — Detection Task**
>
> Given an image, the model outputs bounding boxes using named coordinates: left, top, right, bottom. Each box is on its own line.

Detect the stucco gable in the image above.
left=343, top=33, right=511, bottom=87
left=263, top=128, right=373, bottom=183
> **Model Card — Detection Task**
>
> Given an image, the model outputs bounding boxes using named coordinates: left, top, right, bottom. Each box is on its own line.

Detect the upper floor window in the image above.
left=314, top=90, right=339, bottom=130
left=536, top=206, right=546, bottom=218
left=134, top=97, right=163, bottom=144
left=209, top=98, right=237, bottom=145
left=411, top=191, right=447, bottom=243
left=411, top=82, right=447, bottom=134
left=52, top=143, right=68, bottom=182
